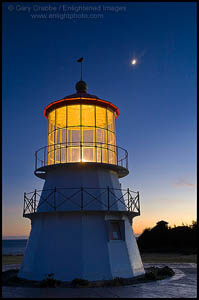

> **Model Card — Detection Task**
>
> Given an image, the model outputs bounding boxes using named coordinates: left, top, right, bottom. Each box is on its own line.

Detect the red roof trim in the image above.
left=44, top=97, right=120, bottom=119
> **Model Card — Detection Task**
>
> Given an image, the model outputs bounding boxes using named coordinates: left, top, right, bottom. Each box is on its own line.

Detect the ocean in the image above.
left=2, top=236, right=140, bottom=255
left=2, top=239, right=28, bottom=255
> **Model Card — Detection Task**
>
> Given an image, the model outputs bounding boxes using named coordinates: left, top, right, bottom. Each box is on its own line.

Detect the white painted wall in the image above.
left=123, top=216, right=145, bottom=276
left=19, top=212, right=145, bottom=281
left=105, top=214, right=145, bottom=278
left=37, top=165, right=127, bottom=212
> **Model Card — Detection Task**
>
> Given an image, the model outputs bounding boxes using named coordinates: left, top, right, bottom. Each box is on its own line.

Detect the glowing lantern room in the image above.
left=44, top=80, right=119, bottom=166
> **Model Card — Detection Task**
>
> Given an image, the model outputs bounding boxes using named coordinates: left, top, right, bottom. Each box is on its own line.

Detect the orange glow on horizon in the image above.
left=3, top=216, right=196, bottom=238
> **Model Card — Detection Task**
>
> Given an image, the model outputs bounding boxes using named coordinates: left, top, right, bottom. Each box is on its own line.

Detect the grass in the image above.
left=2, top=255, right=23, bottom=265
left=141, top=252, right=197, bottom=263
left=2, top=252, right=196, bottom=267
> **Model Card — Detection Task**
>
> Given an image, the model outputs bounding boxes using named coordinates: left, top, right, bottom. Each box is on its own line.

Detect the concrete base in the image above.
left=18, top=212, right=145, bottom=281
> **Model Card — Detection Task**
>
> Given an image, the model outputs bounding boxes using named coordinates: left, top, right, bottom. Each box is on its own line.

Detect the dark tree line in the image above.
left=137, top=220, right=197, bottom=253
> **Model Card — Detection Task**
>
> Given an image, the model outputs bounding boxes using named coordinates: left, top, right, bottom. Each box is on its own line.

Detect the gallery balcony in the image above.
left=34, top=142, right=129, bottom=179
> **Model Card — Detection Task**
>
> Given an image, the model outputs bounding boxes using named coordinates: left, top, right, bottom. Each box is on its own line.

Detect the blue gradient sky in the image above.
left=3, top=2, right=196, bottom=236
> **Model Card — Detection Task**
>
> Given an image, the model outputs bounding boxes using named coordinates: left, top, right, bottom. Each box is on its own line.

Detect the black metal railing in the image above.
left=35, top=142, right=128, bottom=171
left=23, top=187, right=140, bottom=216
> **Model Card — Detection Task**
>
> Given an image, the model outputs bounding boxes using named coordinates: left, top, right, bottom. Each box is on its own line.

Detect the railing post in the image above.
left=65, top=142, right=67, bottom=163
left=107, top=186, right=110, bottom=210
left=80, top=142, right=82, bottom=162
left=44, top=147, right=46, bottom=166
left=23, top=192, right=26, bottom=215
left=131, top=195, right=133, bottom=212
left=60, top=144, right=61, bottom=164
left=54, top=144, right=55, bottom=164
left=34, top=189, right=37, bottom=213
left=81, top=186, right=83, bottom=210
left=47, top=146, right=48, bottom=166
left=117, top=147, right=118, bottom=166
left=127, top=188, right=130, bottom=211
left=137, top=191, right=140, bottom=214
left=101, top=145, right=102, bottom=163
left=54, top=187, right=56, bottom=211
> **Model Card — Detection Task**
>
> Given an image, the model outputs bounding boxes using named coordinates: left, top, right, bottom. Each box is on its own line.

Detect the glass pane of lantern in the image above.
left=96, top=128, right=102, bottom=145
left=55, top=144, right=61, bottom=164
left=108, top=131, right=116, bottom=164
left=108, top=131, right=115, bottom=145
left=82, top=105, right=95, bottom=127
left=67, top=128, right=80, bottom=146
left=55, top=129, right=61, bottom=144
left=56, top=106, right=66, bottom=130
left=67, top=147, right=71, bottom=162
left=61, top=128, right=66, bottom=145
left=96, top=128, right=107, bottom=145
left=82, top=128, right=94, bottom=146
left=96, top=128, right=108, bottom=163
left=96, top=106, right=107, bottom=129
left=48, top=132, right=54, bottom=146
left=72, top=129, right=80, bottom=145
left=67, top=105, right=80, bottom=127
left=107, top=109, right=115, bottom=132
left=108, top=147, right=117, bottom=165
left=47, top=133, right=55, bottom=165
left=61, top=147, right=66, bottom=163
left=82, top=147, right=93, bottom=162
left=102, top=147, right=108, bottom=163
left=103, top=129, right=107, bottom=144
left=48, top=145, right=55, bottom=165
left=48, top=109, right=55, bottom=134
left=97, top=146, right=102, bottom=163
left=71, top=148, right=80, bottom=162
left=67, top=129, right=71, bottom=146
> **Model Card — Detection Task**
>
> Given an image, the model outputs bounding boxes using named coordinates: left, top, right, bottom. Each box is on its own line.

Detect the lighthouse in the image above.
left=19, top=76, right=145, bottom=281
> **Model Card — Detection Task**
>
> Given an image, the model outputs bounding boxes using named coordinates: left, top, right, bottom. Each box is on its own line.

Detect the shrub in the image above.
left=71, top=278, right=89, bottom=286
left=2, top=270, right=19, bottom=285
left=106, top=277, right=125, bottom=286
left=145, top=272, right=157, bottom=280
left=40, top=273, right=61, bottom=288
left=145, top=266, right=175, bottom=280
left=157, top=266, right=175, bottom=277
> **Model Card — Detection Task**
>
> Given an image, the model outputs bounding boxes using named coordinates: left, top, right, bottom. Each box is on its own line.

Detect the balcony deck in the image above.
left=34, top=142, right=129, bottom=179
left=23, top=187, right=140, bottom=218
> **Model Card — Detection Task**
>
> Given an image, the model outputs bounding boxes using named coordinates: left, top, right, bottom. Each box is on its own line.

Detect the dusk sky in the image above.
left=2, top=2, right=196, bottom=237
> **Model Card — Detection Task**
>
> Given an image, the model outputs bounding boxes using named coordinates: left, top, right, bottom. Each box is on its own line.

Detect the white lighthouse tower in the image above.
left=19, top=76, right=145, bottom=281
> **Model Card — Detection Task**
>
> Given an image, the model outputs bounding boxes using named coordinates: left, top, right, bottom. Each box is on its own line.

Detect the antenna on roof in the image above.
left=77, top=57, right=84, bottom=80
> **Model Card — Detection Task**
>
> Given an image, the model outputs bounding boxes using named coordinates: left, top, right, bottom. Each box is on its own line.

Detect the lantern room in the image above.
left=44, top=80, right=120, bottom=166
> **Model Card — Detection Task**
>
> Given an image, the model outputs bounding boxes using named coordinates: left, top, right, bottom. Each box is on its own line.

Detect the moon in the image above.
left=131, top=59, right=137, bottom=65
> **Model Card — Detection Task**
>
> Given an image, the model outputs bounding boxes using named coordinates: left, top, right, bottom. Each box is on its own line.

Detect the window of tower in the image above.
left=110, top=221, right=122, bottom=240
